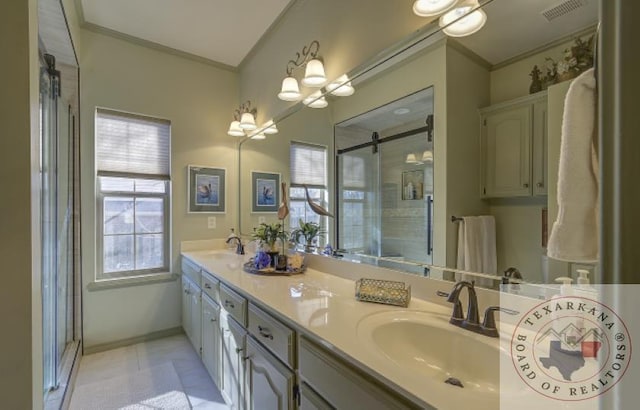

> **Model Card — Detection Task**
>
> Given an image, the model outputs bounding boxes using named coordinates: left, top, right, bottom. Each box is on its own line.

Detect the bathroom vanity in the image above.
left=180, top=249, right=503, bottom=410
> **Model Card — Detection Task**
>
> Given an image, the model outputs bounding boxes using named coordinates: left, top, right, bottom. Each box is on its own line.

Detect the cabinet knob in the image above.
left=236, top=347, right=243, bottom=353
left=258, top=325, right=274, bottom=340
left=537, top=182, right=544, bottom=188
left=204, top=283, right=211, bottom=289
left=523, top=183, right=529, bottom=188
left=210, top=318, right=216, bottom=322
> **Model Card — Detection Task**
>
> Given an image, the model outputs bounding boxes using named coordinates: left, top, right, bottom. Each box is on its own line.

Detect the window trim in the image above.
left=96, top=178, right=171, bottom=280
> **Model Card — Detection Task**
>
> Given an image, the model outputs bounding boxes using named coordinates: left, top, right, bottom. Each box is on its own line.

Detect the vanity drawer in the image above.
left=220, top=284, right=247, bottom=326
left=201, top=271, right=219, bottom=303
left=248, top=303, right=296, bottom=368
left=181, top=258, right=201, bottom=287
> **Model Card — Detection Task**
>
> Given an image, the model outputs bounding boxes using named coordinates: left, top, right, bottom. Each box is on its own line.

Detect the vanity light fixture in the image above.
left=326, top=74, right=355, bottom=96
left=263, top=119, right=279, bottom=134
left=405, top=153, right=419, bottom=164
left=301, top=58, right=327, bottom=87
left=303, top=91, right=328, bottom=108
left=439, top=0, right=487, bottom=37
left=278, top=77, right=302, bottom=101
left=422, top=150, right=434, bottom=162
left=227, top=101, right=258, bottom=137
left=250, top=133, right=266, bottom=140
left=412, top=0, right=457, bottom=17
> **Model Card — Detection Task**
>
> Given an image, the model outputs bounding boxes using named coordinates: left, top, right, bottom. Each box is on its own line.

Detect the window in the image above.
left=339, top=154, right=367, bottom=250
left=95, top=108, right=170, bottom=279
left=289, top=142, right=328, bottom=244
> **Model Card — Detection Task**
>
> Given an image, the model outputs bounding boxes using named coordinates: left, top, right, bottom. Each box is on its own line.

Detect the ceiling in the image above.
left=80, top=0, right=293, bottom=67
left=79, top=0, right=597, bottom=69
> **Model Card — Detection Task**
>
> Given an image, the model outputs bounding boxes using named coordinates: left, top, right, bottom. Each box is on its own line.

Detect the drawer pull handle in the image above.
left=258, top=325, right=274, bottom=340
left=537, top=182, right=544, bottom=188
left=204, top=283, right=212, bottom=289
left=210, top=318, right=216, bottom=322
left=236, top=347, right=243, bottom=353
left=224, top=300, right=235, bottom=309
left=523, top=183, right=529, bottom=188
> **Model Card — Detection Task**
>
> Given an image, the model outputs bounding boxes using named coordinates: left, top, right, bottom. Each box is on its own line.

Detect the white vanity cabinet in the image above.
left=480, top=91, right=548, bottom=198
left=181, top=274, right=202, bottom=355
left=181, top=275, right=192, bottom=341
left=220, top=303, right=247, bottom=410
left=202, top=293, right=221, bottom=388
left=298, top=337, right=417, bottom=410
left=245, top=336, right=295, bottom=410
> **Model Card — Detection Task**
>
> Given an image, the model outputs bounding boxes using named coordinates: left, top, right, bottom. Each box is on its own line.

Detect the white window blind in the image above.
left=341, top=154, right=366, bottom=188
left=96, top=108, right=170, bottom=179
left=290, top=142, right=327, bottom=188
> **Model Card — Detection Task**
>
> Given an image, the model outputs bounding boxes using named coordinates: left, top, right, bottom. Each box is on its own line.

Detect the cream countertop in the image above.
left=182, top=249, right=502, bottom=410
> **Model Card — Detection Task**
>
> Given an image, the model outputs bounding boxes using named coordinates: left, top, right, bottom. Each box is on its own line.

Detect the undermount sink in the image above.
left=357, top=310, right=501, bottom=396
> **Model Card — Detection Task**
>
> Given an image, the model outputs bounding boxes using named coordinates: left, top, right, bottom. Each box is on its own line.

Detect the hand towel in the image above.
left=547, top=68, right=599, bottom=262
left=456, top=215, right=497, bottom=275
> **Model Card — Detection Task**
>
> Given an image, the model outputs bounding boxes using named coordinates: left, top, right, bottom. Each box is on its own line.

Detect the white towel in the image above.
left=547, top=68, right=598, bottom=263
left=456, top=216, right=497, bottom=276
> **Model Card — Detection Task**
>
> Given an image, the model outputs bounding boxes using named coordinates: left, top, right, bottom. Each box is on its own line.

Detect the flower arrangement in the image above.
left=251, top=222, right=288, bottom=252
left=529, top=35, right=595, bottom=94
left=290, top=219, right=325, bottom=252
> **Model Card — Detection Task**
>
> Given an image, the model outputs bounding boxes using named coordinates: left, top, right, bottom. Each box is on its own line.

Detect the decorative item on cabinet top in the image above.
left=355, top=278, right=411, bottom=308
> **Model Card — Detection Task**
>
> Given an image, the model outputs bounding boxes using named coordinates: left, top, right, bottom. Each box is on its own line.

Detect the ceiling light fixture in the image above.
left=227, top=120, right=245, bottom=137
left=303, top=91, right=328, bottom=109
left=302, top=58, right=327, bottom=87
left=326, top=74, right=355, bottom=96
left=413, top=0, right=457, bottom=17
left=278, top=77, right=302, bottom=101
left=239, top=112, right=257, bottom=130
left=439, top=0, right=487, bottom=37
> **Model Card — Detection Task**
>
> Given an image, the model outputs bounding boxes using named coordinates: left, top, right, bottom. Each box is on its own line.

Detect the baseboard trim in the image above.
left=83, top=327, right=184, bottom=355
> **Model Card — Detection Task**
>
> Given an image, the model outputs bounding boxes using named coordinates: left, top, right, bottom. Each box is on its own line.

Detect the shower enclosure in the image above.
left=335, top=88, right=434, bottom=273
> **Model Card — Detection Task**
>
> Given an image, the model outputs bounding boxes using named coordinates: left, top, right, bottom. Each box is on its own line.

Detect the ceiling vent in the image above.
left=541, top=0, right=587, bottom=22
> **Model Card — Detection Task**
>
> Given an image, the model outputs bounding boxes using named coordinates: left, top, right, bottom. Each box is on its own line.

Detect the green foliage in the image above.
left=290, top=219, right=325, bottom=246
left=251, top=222, right=288, bottom=250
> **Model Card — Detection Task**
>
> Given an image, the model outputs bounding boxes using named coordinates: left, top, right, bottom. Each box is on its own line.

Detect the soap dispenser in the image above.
left=576, top=269, right=590, bottom=285
left=555, top=276, right=573, bottom=297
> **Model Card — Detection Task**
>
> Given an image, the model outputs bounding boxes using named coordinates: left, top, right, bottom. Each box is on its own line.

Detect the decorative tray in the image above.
left=242, top=261, right=306, bottom=276
left=355, top=278, right=411, bottom=307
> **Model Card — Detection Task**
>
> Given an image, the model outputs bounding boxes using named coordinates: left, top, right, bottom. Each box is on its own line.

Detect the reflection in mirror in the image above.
left=335, top=88, right=434, bottom=273
left=238, top=0, right=601, bottom=290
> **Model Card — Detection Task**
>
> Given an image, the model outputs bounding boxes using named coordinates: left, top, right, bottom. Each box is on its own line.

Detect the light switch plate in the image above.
left=258, top=216, right=266, bottom=224
left=208, top=217, right=216, bottom=229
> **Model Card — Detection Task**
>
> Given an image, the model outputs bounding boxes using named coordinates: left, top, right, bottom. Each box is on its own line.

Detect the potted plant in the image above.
left=252, top=222, right=288, bottom=267
left=290, top=219, right=325, bottom=253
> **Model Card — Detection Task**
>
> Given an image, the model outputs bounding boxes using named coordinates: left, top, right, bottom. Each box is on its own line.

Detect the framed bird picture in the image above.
left=251, top=171, right=280, bottom=213
left=188, top=165, right=226, bottom=213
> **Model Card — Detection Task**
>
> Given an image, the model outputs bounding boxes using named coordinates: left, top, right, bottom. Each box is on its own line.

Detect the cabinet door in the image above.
left=300, top=382, right=334, bottom=410
left=181, top=276, right=192, bottom=340
left=202, top=295, right=221, bottom=388
left=190, top=285, right=202, bottom=355
left=221, top=312, right=244, bottom=410
left=482, top=105, right=532, bottom=197
left=532, top=100, right=548, bottom=196
left=245, top=337, right=295, bottom=410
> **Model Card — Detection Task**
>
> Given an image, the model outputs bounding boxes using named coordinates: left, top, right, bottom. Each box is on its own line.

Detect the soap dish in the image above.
left=355, top=278, right=411, bottom=308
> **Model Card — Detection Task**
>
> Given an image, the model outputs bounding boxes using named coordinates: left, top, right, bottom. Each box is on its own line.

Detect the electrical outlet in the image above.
left=258, top=216, right=266, bottom=224
left=207, top=217, right=216, bottom=229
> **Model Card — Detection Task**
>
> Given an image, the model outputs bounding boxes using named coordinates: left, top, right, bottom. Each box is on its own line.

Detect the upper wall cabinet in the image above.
left=480, top=91, right=548, bottom=198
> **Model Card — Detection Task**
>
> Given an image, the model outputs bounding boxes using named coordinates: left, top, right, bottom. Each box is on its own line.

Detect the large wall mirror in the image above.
left=238, top=0, right=600, bottom=290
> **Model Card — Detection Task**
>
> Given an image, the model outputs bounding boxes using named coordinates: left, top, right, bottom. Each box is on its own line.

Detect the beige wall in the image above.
left=78, top=29, right=238, bottom=348
left=0, top=0, right=43, bottom=407
left=239, top=0, right=435, bottom=124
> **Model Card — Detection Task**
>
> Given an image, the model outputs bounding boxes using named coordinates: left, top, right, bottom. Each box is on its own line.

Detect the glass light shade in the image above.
left=303, top=91, right=328, bottom=108
left=439, top=3, right=487, bottom=37
left=326, top=74, right=355, bottom=96
left=422, top=150, right=434, bottom=162
left=413, top=0, right=457, bottom=17
left=263, top=120, right=278, bottom=134
left=251, top=133, right=266, bottom=140
left=301, top=59, right=327, bottom=87
left=239, top=112, right=257, bottom=130
left=278, top=77, right=302, bottom=101
left=227, top=120, right=245, bottom=137
left=406, top=153, right=419, bottom=164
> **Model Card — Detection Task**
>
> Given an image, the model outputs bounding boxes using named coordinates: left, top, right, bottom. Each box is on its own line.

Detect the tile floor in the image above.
left=73, top=334, right=229, bottom=409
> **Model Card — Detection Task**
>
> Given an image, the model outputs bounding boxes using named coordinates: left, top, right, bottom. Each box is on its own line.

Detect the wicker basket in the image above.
left=355, top=278, right=411, bottom=307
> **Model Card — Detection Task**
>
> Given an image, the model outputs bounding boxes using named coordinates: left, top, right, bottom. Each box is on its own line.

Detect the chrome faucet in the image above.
left=225, top=234, right=245, bottom=255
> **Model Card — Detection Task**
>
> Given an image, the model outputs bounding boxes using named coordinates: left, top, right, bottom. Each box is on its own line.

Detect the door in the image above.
left=221, top=311, right=244, bottom=410
left=202, top=294, right=221, bottom=387
left=182, top=276, right=192, bottom=340
left=482, top=105, right=532, bottom=197
left=190, top=283, right=202, bottom=355
left=245, top=337, right=295, bottom=410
